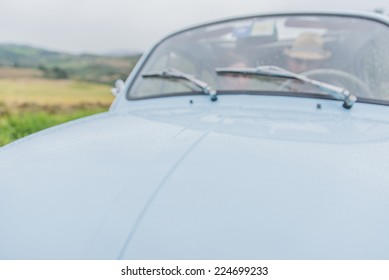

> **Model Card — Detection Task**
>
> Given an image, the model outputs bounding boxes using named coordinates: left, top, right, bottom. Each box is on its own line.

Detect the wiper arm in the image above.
left=216, top=65, right=357, bottom=109
left=142, top=68, right=217, bottom=102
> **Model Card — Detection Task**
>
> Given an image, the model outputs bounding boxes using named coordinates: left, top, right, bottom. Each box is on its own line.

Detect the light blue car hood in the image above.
left=1, top=96, right=389, bottom=259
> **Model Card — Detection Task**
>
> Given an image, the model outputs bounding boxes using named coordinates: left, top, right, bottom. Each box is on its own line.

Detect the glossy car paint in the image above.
left=1, top=94, right=389, bottom=259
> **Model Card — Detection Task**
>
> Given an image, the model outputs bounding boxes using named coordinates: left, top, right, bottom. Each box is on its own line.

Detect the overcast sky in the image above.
left=0, top=0, right=388, bottom=54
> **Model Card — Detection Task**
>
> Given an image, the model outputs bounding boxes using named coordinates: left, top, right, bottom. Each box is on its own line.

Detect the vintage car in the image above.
left=1, top=11, right=389, bottom=259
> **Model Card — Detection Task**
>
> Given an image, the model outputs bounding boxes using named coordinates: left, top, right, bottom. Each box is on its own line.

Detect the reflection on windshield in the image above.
left=128, top=15, right=389, bottom=102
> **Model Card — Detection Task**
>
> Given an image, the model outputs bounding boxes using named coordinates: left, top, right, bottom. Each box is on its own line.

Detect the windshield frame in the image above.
left=125, top=11, right=389, bottom=106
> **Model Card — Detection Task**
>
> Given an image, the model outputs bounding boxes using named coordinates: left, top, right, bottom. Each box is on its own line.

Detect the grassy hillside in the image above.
left=0, top=44, right=139, bottom=146
left=0, top=46, right=119, bottom=146
left=0, top=44, right=141, bottom=84
left=0, top=69, right=115, bottom=144
left=0, top=76, right=113, bottom=147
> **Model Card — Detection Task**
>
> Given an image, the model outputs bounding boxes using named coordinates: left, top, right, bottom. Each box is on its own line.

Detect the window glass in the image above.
left=128, top=15, right=389, bottom=102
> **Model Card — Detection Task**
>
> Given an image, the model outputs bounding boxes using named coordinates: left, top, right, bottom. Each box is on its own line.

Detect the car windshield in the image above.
left=127, top=14, right=389, bottom=103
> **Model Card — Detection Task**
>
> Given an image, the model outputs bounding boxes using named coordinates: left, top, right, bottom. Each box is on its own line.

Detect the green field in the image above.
left=0, top=77, right=113, bottom=106
left=0, top=43, right=138, bottom=147
left=0, top=68, right=115, bottom=147
left=0, top=104, right=107, bottom=146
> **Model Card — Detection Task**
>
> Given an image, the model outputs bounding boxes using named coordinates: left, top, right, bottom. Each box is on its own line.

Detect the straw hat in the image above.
left=284, top=32, right=331, bottom=60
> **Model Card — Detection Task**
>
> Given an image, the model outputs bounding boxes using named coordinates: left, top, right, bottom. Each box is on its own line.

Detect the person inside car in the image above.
left=284, top=32, right=331, bottom=73
left=217, top=52, right=250, bottom=90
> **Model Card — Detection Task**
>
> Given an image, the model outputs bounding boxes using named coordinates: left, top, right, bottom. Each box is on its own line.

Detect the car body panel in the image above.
left=1, top=95, right=389, bottom=259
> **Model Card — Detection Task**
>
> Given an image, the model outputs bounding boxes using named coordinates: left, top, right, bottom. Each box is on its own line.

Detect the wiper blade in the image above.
left=216, top=65, right=357, bottom=109
left=142, top=68, right=217, bottom=102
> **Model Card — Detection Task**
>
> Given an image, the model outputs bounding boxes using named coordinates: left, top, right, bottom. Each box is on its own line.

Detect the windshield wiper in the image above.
left=142, top=68, right=217, bottom=102
left=216, top=65, right=357, bottom=109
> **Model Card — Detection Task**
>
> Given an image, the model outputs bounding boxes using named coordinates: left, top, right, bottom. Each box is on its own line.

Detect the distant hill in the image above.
left=0, top=44, right=141, bottom=84
left=101, top=49, right=143, bottom=57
